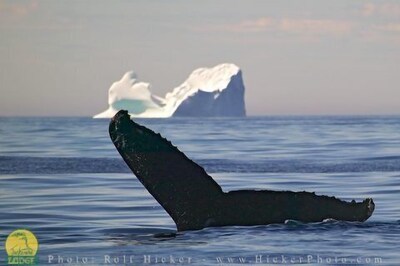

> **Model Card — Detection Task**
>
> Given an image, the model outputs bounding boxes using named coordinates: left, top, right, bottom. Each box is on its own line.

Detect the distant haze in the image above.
left=1, top=0, right=399, bottom=116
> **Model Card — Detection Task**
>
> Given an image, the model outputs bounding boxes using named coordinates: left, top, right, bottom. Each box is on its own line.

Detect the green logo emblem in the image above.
left=5, top=229, right=38, bottom=265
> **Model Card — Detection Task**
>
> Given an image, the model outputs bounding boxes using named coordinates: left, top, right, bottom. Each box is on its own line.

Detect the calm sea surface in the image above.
left=0, top=116, right=400, bottom=265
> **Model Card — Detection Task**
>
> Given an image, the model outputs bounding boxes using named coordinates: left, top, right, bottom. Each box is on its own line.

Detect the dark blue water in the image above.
left=0, top=116, right=399, bottom=265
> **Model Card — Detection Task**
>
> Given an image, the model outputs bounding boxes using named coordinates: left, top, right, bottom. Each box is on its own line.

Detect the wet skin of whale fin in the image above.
left=109, top=110, right=375, bottom=231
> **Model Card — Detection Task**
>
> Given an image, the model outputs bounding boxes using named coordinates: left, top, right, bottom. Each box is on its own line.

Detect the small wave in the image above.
left=362, top=155, right=400, bottom=161
left=284, top=219, right=304, bottom=225
left=2, top=156, right=400, bottom=174
left=322, top=218, right=337, bottom=223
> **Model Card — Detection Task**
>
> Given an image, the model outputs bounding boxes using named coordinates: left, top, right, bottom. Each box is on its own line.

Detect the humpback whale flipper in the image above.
left=109, top=110, right=375, bottom=231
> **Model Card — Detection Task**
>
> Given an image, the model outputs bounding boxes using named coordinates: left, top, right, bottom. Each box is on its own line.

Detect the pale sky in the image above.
left=1, top=0, right=399, bottom=116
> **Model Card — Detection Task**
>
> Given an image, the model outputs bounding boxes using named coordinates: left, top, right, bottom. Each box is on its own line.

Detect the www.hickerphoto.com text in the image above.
left=46, top=254, right=383, bottom=265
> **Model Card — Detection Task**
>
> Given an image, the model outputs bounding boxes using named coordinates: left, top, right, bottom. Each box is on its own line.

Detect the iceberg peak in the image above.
left=122, top=71, right=137, bottom=81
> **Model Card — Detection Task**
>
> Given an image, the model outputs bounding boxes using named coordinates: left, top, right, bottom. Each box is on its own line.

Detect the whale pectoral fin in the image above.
left=109, top=110, right=223, bottom=230
left=109, top=110, right=375, bottom=231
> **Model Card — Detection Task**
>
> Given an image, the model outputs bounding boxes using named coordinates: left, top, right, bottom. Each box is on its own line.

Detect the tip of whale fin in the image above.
left=365, top=198, right=375, bottom=220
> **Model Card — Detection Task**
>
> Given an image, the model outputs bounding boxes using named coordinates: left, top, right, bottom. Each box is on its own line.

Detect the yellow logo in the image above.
left=5, top=229, right=38, bottom=265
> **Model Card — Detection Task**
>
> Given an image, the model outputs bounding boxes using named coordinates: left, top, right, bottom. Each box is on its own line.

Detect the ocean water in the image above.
left=0, top=116, right=400, bottom=265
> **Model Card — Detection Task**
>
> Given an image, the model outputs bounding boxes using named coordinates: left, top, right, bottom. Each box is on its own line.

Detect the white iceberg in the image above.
left=93, top=63, right=246, bottom=118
